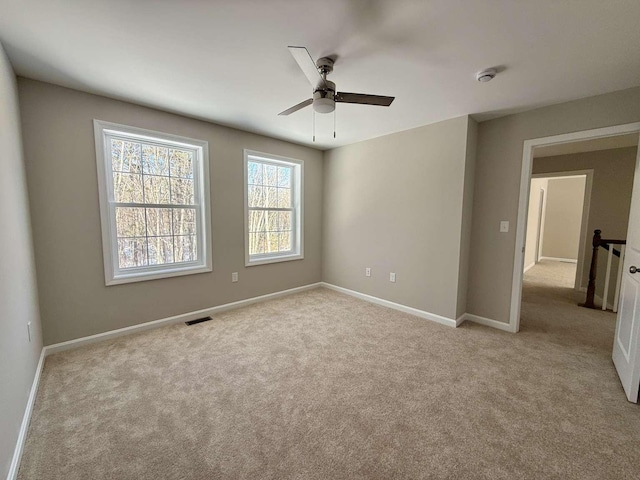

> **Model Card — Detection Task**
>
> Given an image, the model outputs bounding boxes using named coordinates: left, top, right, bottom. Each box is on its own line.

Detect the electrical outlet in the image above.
left=231, top=272, right=238, bottom=283
left=389, top=272, right=396, bottom=283
left=365, top=267, right=371, bottom=277
left=500, top=221, right=509, bottom=233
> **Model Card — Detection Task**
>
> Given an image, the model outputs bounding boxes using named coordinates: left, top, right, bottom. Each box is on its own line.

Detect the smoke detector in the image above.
left=476, top=68, right=497, bottom=82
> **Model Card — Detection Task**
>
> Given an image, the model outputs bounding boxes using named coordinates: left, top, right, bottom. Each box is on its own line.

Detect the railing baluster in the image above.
left=581, top=229, right=626, bottom=309
left=603, top=245, right=613, bottom=311
left=582, top=230, right=601, bottom=309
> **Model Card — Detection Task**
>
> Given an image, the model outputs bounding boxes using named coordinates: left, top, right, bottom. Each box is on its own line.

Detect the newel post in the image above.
left=582, top=229, right=601, bottom=309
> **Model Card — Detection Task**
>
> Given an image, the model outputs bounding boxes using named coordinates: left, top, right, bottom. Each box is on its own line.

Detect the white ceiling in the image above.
left=1, top=0, right=639, bottom=150
left=534, top=133, right=639, bottom=158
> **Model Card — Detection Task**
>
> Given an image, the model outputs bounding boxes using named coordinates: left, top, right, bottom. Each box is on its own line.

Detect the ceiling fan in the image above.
left=279, top=46, right=395, bottom=128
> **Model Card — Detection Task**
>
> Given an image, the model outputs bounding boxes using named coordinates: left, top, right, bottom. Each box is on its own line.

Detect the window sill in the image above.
left=106, top=265, right=212, bottom=286
left=246, top=253, right=304, bottom=267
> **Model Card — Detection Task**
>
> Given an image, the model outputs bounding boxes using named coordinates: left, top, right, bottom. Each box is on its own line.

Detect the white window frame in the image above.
left=94, top=120, right=212, bottom=285
left=243, top=149, right=304, bottom=266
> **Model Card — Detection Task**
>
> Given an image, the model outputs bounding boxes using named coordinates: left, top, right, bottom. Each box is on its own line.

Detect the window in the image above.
left=94, top=120, right=211, bottom=285
left=244, top=150, right=303, bottom=266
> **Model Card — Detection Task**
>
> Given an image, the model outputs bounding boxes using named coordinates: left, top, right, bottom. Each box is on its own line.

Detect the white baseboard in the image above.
left=523, top=262, right=536, bottom=273
left=318, top=282, right=516, bottom=333
left=44, top=282, right=322, bottom=355
left=539, top=256, right=578, bottom=264
left=320, top=282, right=458, bottom=328
left=7, top=348, right=46, bottom=480
left=461, top=313, right=515, bottom=332
left=43, top=281, right=517, bottom=356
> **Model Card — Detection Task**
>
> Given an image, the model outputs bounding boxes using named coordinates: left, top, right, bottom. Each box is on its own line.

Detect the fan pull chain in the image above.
left=333, top=108, right=336, bottom=139
left=313, top=110, right=316, bottom=142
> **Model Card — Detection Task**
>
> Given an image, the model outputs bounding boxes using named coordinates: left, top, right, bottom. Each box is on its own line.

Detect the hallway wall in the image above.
left=524, top=178, right=548, bottom=269
left=541, top=177, right=586, bottom=261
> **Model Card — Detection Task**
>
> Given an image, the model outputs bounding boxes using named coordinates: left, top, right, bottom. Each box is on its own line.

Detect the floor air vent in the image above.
left=185, top=316, right=213, bottom=326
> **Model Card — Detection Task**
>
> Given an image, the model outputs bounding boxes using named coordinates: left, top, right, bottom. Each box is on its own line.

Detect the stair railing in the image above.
left=582, top=229, right=626, bottom=311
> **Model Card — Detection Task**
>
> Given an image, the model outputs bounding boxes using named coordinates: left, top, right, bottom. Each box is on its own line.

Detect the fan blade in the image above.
left=335, top=92, right=395, bottom=106
left=278, top=98, right=313, bottom=116
left=288, top=46, right=327, bottom=89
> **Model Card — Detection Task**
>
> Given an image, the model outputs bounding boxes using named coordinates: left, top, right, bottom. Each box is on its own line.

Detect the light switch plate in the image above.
left=500, top=221, right=509, bottom=233
left=231, top=272, right=238, bottom=283
left=390, top=272, right=396, bottom=283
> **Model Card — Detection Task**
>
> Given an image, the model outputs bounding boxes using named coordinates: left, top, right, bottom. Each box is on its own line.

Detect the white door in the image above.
left=612, top=136, right=640, bottom=402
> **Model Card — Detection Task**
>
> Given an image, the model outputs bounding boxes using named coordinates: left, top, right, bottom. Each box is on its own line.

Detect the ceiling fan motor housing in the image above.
left=313, top=80, right=336, bottom=113
left=316, top=57, right=334, bottom=75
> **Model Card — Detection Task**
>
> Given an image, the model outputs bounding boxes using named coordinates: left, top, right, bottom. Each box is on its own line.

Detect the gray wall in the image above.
left=468, top=86, right=640, bottom=324
left=456, top=118, right=478, bottom=318
left=541, top=177, right=586, bottom=260
left=0, top=45, right=43, bottom=478
left=524, top=177, right=548, bottom=268
left=18, top=79, right=323, bottom=345
left=322, top=116, right=475, bottom=320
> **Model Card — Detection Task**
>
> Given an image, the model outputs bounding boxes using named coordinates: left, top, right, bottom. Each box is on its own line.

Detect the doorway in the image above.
left=524, top=172, right=591, bottom=290
left=511, top=123, right=640, bottom=401
left=511, top=124, right=640, bottom=331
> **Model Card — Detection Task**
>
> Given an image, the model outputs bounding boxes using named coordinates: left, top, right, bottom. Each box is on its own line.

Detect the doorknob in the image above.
left=631, top=266, right=638, bottom=274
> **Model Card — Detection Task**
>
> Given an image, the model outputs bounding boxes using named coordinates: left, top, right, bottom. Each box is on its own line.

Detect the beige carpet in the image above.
left=18, top=268, right=640, bottom=479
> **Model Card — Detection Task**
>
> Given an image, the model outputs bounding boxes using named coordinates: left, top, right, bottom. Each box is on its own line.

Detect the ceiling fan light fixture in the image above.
left=278, top=46, right=395, bottom=123
left=313, top=97, right=335, bottom=113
